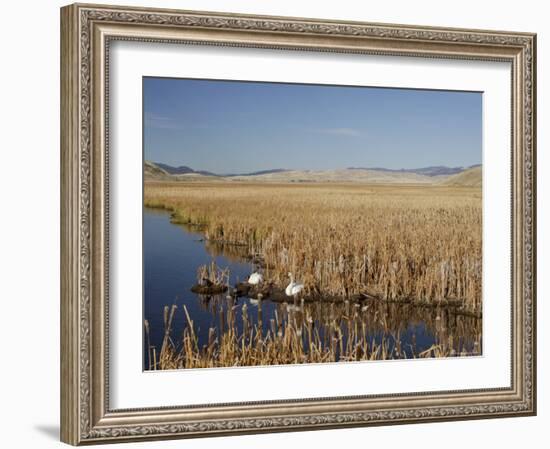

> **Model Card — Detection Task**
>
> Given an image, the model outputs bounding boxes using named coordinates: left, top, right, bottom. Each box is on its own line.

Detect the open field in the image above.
left=144, top=181, right=482, bottom=312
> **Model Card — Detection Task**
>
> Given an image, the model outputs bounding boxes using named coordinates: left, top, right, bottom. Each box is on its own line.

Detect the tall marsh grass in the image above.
left=145, top=181, right=482, bottom=311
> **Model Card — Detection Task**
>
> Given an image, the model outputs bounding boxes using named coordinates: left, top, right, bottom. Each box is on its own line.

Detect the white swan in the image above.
left=247, top=272, right=263, bottom=285
left=285, top=272, right=304, bottom=297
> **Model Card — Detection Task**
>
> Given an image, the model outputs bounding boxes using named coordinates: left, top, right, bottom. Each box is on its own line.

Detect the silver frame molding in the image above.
left=60, top=3, right=536, bottom=445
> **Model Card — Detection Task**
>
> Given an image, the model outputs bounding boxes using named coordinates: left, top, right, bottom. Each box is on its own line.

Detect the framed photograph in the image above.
left=60, top=3, right=537, bottom=445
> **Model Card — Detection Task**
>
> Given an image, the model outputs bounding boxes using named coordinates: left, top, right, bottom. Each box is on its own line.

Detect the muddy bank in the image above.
left=202, top=280, right=481, bottom=318
left=190, top=284, right=228, bottom=295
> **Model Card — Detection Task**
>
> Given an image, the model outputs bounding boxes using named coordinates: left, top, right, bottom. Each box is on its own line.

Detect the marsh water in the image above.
left=143, top=208, right=481, bottom=368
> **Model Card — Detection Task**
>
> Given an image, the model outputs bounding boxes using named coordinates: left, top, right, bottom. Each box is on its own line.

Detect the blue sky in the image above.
left=143, top=77, right=482, bottom=173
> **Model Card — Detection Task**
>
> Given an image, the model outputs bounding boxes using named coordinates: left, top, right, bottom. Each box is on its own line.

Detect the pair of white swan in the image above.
left=247, top=271, right=304, bottom=298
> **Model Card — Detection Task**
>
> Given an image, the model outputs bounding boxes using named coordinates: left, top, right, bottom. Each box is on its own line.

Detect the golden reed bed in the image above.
left=144, top=181, right=482, bottom=312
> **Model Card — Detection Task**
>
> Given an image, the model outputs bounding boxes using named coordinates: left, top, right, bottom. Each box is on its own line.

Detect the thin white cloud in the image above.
left=144, top=113, right=215, bottom=131
left=145, top=112, right=171, bottom=121
left=145, top=116, right=362, bottom=136
left=144, top=113, right=186, bottom=130
left=312, top=127, right=363, bottom=137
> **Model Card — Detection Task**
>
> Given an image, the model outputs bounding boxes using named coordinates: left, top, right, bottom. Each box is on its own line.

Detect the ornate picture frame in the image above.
left=60, top=3, right=536, bottom=445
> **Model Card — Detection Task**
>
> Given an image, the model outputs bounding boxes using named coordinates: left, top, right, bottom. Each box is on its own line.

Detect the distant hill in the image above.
left=348, top=165, right=465, bottom=177
left=150, top=163, right=292, bottom=179
left=226, top=168, right=289, bottom=177
left=154, top=162, right=218, bottom=177
left=145, top=161, right=222, bottom=182
left=145, top=161, right=482, bottom=185
left=144, top=161, right=171, bottom=180
left=440, top=166, right=482, bottom=187
left=230, top=168, right=445, bottom=184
